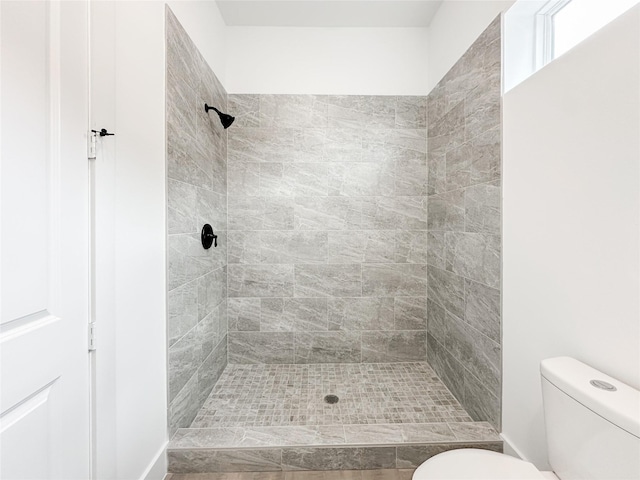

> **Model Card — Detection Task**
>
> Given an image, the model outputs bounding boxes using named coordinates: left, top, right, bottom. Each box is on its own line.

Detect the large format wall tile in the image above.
left=228, top=332, right=295, bottom=364
left=396, top=96, right=427, bottom=128
left=294, top=196, right=362, bottom=230
left=228, top=264, right=294, bottom=298
left=362, top=264, right=427, bottom=296
left=428, top=190, right=465, bottom=232
left=444, top=232, right=500, bottom=289
left=259, top=231, right=328, bottom=264
left=327, top=297, right=394, bottom=331
left=168, top=282, right=199, bottom=347
left=166, top=7, right=228, bottom=434
left=227, top=298, right=261, bottom=331
left=198, top=338, right=227, bottom=407
left=361, top=331, right=427, bottom=362
left=426, top=15, right=502, bottom=429
left=328, top=162, right=395, bottom=197
left=227, top=93, right=427, bottom=364
left=228, top=196, right=295, bottom=231
left=295, top=264, right=362, bottom=297
left=463, top=367, right=501, bottom=427
left=445, top=314, right=501, bottom=394
left=294, top=331, right=362, bottom=363
left=260, top=94, right=329, bottom=128
left=328, top=231, right=395, bottom=264
left=325, top=95, right=397, bottom=129
left=427, top=267, right=465, bottom=320
left=427, top=334, right=465, bottom=401
left=394, top=296, right=428, bottom=330
left=395, top=231, right=428, bottom=264
left=464, top=181, right=501, bottom=234
left=464, top=279, right=500, bottom=343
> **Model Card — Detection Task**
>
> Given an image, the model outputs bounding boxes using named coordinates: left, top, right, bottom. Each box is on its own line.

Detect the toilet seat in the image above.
left=412, top=449, right=546, bottom=480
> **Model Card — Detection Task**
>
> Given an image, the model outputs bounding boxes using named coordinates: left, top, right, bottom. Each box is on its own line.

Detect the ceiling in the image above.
left=215, top=0, right=444, bottom=27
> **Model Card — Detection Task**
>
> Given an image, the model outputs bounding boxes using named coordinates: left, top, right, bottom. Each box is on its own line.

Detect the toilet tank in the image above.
left=541, top=357, right=640, bottom=480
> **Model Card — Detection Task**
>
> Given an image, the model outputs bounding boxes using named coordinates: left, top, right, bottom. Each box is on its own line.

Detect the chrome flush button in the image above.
left=590, top=379, right=617, bottom=391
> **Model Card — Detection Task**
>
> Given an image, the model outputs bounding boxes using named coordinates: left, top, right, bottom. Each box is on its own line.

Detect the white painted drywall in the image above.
left=112, top=3, right=168, bottom=479
left=427, top=0, right=514, bottom=92
left=91, top=2, right=229, bottom=479
left=168, top=0, right=228, bottom=85
left=502, top=5, right=640, bottom=469
left=216, top=0, right=442, bottom=27
left=225, top=26, right=428, bottom=95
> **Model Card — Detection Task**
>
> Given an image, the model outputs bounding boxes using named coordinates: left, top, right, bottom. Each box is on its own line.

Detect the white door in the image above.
left=0, top=1, right=92, bottom=479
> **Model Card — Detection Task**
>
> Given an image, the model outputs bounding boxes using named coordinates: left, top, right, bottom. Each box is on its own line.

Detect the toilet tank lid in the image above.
left=541, top=357, right=640, bottom=438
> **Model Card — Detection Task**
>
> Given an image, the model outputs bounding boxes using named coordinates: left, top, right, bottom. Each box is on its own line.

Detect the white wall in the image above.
left=167, top=0, right=228, bottom=85
left=427, top=0, right=514, bottom=92
left=225, top=26, right=428, bottom=95
left=167, top=1, right=518, bottom=96
left=113, top=3, right=168, bottom=479
left=91, top=2, right=229, bottom=479
left=502, top=5, right=640, bottom=469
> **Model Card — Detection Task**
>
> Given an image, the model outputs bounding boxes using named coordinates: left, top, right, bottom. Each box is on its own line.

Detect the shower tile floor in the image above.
left=191, top=363, right=472, bottom=428
left=168, top=363, right=502, bottom=473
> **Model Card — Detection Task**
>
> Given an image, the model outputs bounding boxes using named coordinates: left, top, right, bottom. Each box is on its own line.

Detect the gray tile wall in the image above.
left=226, top=94, right=428, bottom=364
left=426, top=16, right=502, bottom=428
left=166, top=7, right=228, bottom=435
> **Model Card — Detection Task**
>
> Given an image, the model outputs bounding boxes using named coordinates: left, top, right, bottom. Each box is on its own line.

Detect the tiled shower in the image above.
left=226, top=92, right=428, bottom=365
left=166, top=7, right=502, bottom=474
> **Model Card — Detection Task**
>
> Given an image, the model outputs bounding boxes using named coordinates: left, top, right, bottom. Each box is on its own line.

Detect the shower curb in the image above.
left=167, top=423, right=503, bottom=473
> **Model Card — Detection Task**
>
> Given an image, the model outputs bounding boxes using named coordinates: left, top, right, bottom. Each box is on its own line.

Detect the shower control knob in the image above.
left=201, top=224, right=217, bottom=249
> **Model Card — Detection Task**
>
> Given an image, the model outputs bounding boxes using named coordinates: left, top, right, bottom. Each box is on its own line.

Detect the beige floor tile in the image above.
left=285, top=470, right=327, bottom=480
left=238, top=473, right=286, bottom=480
left=325, top=470, right=363, bottom=480
left=167, top=474, right=240, bottom=480
left=397, top=470, right=415, bottom=480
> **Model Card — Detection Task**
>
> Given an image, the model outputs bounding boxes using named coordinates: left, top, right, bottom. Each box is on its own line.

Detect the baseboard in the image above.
left=140, top=440, right=168, bottom=480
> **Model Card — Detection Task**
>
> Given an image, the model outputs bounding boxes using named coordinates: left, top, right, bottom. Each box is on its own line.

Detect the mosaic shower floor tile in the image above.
left=191, top=362, right=472, bottom=428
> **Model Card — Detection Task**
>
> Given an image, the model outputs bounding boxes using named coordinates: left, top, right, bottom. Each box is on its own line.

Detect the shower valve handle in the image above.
left=201, top=224, right=217, bottom=249
left=207, top=233, right=218, bottom=248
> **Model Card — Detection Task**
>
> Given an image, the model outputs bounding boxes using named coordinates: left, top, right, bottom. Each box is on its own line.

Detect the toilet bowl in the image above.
left=412, top=357, right=640, bottom=480
left=412, top=448, right=555, bottom=479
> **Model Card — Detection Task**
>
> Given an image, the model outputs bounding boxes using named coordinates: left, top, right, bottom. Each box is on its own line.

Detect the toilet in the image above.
left=413, top=357, right=640, bottom=479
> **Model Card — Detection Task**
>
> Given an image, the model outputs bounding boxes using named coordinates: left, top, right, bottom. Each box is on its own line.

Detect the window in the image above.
left=504, top=0, right=639, bottom=92
left=552, top=0, right=640, bottom=60
left=535, top=0, right=571, bottom=69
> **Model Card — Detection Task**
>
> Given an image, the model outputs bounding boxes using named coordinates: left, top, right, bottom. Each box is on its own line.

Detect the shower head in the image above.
left=204, top=104, right=235, bottom=129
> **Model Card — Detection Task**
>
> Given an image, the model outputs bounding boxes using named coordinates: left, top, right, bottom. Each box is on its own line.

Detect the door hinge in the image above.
left=88, top=322, right=96, bottom=351
left=88, top=130, right=97, bottom=160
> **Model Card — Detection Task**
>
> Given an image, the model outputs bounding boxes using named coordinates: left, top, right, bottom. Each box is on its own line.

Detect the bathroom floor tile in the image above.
left=190, top=362, right=471, bottom=428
